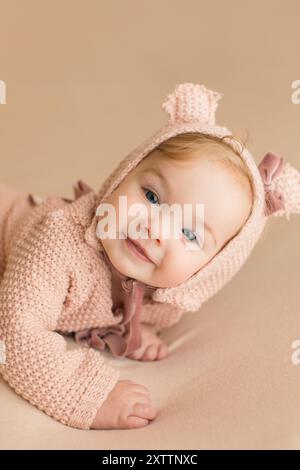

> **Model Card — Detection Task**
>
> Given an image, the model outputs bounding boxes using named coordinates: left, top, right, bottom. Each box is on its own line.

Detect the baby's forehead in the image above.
left=137, top=152, right=225, bottom=180
left=134, top=154, right=247, bottom=208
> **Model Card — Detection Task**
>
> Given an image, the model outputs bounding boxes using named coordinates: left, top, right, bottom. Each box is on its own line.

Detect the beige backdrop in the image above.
left=0, top=0, right=300, bottom=450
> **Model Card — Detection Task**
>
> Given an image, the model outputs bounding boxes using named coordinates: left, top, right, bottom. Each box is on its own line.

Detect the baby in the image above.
left=90, top=131, right=253, bottom=429
left=1, top=82, right=299, bottom=431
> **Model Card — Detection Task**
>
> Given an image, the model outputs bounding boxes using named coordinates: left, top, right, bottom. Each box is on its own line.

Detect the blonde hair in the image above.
left=149, top=132, right=255, bottom=252
left=153, top=131, right=254, bottom=211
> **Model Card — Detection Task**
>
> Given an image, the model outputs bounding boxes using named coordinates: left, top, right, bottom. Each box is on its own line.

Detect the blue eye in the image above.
left=142, top=188, right=199, bottom=245
left=182, top=228, right=198, bottom=243
left=143, top=188, right=159, bottom=205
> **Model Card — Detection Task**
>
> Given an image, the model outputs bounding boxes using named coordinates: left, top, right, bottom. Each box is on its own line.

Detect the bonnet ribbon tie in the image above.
left=74, top=247, right=156, bottom=358
left=75, top=279, right=146, bottom=358
left=258, top=152, right=286, bottom=216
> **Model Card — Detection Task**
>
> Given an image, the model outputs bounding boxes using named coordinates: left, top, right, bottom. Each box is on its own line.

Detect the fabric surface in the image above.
left=1, top=215, right=300, bottom=449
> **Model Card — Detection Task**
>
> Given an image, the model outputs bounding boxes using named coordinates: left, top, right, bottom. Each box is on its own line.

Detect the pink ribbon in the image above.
left=258, top=152, right=286, bottom=216
left=75, top=279, right=146, bottom=358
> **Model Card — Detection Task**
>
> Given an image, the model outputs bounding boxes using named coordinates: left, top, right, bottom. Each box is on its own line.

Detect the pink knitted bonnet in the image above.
left=91, top=82, right=300, bottom=312
left=75, top=82, right=300, bottom=357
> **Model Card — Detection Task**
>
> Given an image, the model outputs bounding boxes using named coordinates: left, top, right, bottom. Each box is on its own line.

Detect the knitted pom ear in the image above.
left=72, top=179, right=93, bottom=200
left=162, top=82, right=223, bottom=126
left=271, top=161, right=300, bottom=220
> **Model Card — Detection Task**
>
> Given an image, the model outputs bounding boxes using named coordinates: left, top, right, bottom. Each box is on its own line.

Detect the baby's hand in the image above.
left=127, top=323, right=169, bottom=361
left=91, top=379, right=157, bottom=429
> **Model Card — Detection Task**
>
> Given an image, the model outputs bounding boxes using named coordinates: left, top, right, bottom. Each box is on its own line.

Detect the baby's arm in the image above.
left=0, top=210, right=121, bottom=430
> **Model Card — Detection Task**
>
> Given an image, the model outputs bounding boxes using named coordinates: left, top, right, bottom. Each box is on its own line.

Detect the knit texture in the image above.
left=1, top=81, right=299, bottom=430
left=90, top=83, right=300, bottom=313
left=91, top=85, right=267, bottom=312
left=0, top=187, right=184, bottom=429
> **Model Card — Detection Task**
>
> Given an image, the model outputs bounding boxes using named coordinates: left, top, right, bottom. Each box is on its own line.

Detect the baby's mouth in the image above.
left=124, top=236, right=154, bottom=264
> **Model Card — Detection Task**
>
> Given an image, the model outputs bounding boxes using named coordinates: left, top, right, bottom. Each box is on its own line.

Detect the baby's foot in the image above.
left=127, top=324, right=169, bottom=361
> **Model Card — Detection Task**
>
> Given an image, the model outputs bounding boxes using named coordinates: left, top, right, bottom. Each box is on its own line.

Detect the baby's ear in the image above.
left=72, top=180, right=94, bottom=199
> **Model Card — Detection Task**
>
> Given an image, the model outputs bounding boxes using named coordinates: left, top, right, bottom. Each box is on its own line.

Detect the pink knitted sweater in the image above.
left=0, top=184, right=184, bottom=430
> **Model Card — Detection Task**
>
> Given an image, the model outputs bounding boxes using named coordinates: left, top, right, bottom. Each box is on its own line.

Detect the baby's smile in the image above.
left=124, top=235, right=156, bottom=265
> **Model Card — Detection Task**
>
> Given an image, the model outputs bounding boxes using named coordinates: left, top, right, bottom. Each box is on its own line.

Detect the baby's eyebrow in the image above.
left=141, top=168, right=172, bottom=194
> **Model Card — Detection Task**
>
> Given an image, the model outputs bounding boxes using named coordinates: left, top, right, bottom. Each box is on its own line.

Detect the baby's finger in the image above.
left=127, top=348, right=145, bottom=360
left=130, top=402, right=157, bottom=420
left=125, top=416, right=149, bottom=429
left=133, top=391, right=152, bottom=404
left=157, top=343, right=169, bottom=359
left=142, top=344, right=158, bottom=361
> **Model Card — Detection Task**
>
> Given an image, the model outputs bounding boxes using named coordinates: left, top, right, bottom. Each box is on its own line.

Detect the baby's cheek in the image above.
left=161, top=255, right=192, bottom=285
left=175, top=248, right=205, bottom=280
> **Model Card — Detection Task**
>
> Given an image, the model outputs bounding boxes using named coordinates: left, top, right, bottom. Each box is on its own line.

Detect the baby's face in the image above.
left=98, top=150, right=252, bottom=288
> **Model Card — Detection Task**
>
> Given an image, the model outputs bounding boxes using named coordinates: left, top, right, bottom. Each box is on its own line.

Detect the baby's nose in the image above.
left=147, top=210, right=174, bottom=244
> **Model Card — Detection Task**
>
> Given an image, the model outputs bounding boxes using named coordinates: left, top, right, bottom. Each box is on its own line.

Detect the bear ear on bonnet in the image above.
left=162, top=83, right=300, bottom=223
left=258, top=151, right=300, bottom=220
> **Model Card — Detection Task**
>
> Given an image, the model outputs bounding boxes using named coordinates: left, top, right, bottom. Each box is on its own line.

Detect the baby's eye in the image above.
left=143, top=188, right=160, bottom=205
left=182, top=228, right=198, bottom=243
left=142, top=189, right=200, bottom=245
